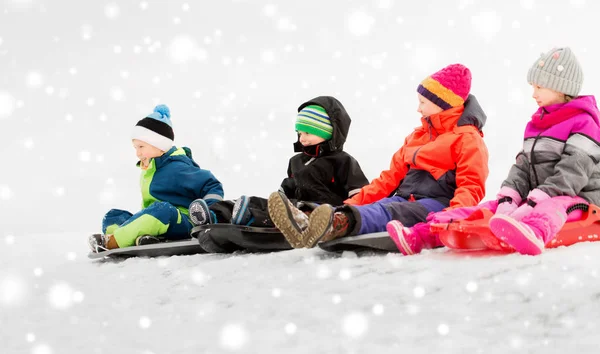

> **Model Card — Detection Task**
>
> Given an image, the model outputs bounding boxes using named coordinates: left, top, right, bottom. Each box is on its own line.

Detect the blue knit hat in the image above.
left=131, top=104, right=174, bottom=151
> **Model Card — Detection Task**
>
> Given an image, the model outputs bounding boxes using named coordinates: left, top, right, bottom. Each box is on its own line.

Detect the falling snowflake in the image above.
left=219, top=323, right=248, bottom=351
left=263, top=4, right=276, bottom=17
left=48, top=283, right=77, bottom=310
left=284, top=323, right=297, bottom=335
left=332, top=294, right=342, bottom=304
left=110, top=87, right=125, bottom=101
left=139, top=1, right=148, bottom=10
left=437, top=323, right=450, bottom=336
left=346, top=10, right=374, bottom=36
left=32, top=344, right=53, bottom=354
left=0, top=275, right=25, bottom=306
left=0, top=185, right=13, bottom=200
left=26, top=333, right=35, bottom=342
left=413, top=286, right=426, bottom=298
left=271, top=288, right=281, bottom=298
left=139, top=316, right=152, bottom=329
left=339, top=268, right=352, bottom=280
left=53, top=187, right=65, bottom=197
left=79, top=150, right=91, bottom=162
left=316, top=265, right=332, bottom=279
left=26, top=72, right=43, bottom=88
left=372, top=304, right=384, bottom=315
left=342, top=312, right=368, bottom=338
left=0, top=91, right=16, bottom=119
left=104, top=3, right=120, bottom=19
left=465, top=281, right=478, bottom=293
left=33, top=268, right=43, bottom=277
left=5, top=234, right=15, bottom=245
left=191, top=270, right=208, bottom=285
left=81, top=24, right=93, bottom=41
left=182, top=3, right=190, bottom=11
left=24, top=138, right=34, bottom=149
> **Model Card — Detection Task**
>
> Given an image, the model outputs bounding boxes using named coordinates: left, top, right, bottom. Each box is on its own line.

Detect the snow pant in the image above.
left=102, top=201, right=193, bottom=248
left=341, top=196, right=446, bottom=236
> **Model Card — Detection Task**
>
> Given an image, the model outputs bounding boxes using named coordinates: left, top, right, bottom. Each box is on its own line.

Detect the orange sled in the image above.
left=431, top=204, right=600, bottom=252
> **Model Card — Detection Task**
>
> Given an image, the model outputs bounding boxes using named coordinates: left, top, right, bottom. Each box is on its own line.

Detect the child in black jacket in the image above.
left=189, top=96, right=369, bottom=231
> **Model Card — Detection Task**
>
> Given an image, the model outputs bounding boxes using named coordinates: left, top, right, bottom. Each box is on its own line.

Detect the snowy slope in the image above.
left=3, top=1, right=600, bottom=353
left=2, top=233, right=600, bottom=353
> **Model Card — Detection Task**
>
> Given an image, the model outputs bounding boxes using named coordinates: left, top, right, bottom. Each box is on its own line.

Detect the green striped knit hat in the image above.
left=295, top=105, right=333, bottom=140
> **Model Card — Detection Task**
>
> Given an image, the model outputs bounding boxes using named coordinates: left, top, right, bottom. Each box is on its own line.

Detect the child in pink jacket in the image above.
left=388, top=47, right=600, bottom=256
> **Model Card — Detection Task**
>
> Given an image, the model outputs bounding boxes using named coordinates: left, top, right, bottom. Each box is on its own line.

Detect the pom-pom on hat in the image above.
left=295, top=105, right=333, bottom=140
left=527, top=47, right=583, bottom=97
left=417, top=63, right=472, bottom=110
left=131, top=104, right=174, bottom=152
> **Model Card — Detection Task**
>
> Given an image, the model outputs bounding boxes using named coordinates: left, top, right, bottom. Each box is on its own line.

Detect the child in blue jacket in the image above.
left=88, top=105, right=224, bottom=252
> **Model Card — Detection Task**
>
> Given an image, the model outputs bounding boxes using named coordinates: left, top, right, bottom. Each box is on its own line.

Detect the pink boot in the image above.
left=489, top=196, right=579, bottom=256
left=387, top=221, right=440, bottom=255
left=488, top=215, right=545, bottom=255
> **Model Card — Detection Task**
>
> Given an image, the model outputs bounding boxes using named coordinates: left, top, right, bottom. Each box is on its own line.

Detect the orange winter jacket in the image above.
left=345, top=95, right=489, bottom=209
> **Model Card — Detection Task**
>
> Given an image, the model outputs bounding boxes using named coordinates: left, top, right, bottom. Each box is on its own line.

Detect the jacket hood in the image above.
left=457, top=94, right=487, bottom=131
left=294, top=96, right=352, bottom=153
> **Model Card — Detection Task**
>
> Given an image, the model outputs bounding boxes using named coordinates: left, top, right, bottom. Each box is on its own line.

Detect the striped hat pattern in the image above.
left=131, top=104, right=174, bottom=152
left=295, top=105, right=333, bottom=140
left=417, top=63, right=472, bottom=110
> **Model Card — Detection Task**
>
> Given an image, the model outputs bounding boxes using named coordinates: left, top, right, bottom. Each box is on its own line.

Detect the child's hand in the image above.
left=496, top=199, right=518, bottom=215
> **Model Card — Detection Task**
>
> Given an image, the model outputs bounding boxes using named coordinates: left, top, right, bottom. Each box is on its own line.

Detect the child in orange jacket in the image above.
left=268, top=64, right=489, bottom=248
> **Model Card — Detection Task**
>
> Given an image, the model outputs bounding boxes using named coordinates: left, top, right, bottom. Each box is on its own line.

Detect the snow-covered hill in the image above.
left=2, top=233, right=600, bottom=353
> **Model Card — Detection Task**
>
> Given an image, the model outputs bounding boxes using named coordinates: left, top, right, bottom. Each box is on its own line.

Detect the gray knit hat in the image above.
left=527, top=47, right=583, bottom=97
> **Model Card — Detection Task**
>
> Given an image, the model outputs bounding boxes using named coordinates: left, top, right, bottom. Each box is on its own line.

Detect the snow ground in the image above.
left=2, top=233, right=600, bottom=353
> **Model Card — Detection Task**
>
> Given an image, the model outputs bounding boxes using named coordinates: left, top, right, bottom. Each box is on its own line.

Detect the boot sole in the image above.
left=489, top=214, right=544, bottom=255
left=268, top=192, right=304, bottom=248
left=303, top=205, right=334, bottom=248
left=386, top=221, right=414, bottom=255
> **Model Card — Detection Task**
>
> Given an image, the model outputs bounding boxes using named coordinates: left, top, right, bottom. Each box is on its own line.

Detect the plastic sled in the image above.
left=88, top=238, right=205, bottom=259
left=318, top=232, right=397, bottom=253
left=432, top=204, right=600, bottom=252
left=191, top=224, right=291, bottom=253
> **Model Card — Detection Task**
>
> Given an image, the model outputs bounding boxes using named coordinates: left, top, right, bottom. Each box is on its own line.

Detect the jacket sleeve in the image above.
left=536, top=128, right=600, bottom=197
left=335, top=155, right=370, bottom=198
left=279, top=159, right=297, bottom=199
left=500, top=151, right=532, bottom=201
left=344, top=140, right=410, bottom=206
left=178, top=165, right=224, bottom=206
left=448, top=128, right=489, bottom=209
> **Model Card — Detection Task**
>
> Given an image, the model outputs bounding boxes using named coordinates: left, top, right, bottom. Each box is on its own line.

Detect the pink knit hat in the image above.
left=417, top=64, right=472, bottom=110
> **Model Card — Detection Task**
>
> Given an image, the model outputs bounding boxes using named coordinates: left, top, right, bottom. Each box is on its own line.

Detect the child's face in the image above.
left=417, top=94, right=443, bottom=117
left=132, top=139, right=164, bottom=168
left=531, top=84, right=567, bottom=107
left=298, top=131, right=326, bottom=147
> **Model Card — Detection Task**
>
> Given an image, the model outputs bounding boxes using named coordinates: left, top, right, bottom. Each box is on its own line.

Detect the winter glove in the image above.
left=426, top=200, right=499, bottom=224
left=495, top=186, right=522, bottom=215
left=510, top=188, right=550, bottom=221
left=426, top=206, right=481, bottom=224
